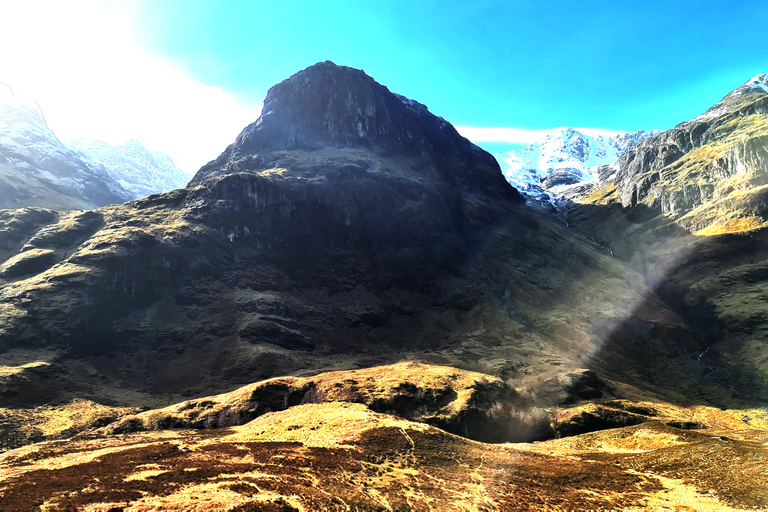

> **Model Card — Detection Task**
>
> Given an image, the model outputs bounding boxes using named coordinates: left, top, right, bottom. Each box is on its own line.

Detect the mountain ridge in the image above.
left=0, top=82, right=130, bottom=210
left=68, top=137, right=191, bottom=199
left=1, top=83, right=191, bottom=210
left=496, top=126, right=659, bottom=199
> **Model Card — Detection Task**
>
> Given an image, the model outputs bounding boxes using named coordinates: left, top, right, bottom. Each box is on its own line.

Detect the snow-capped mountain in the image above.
left=696, top=73, right=768, bottom=121
left=495, top=127, right=659, bottom=198
left=68, top=138, right=191, bottom=199
left=0, top=82, right=130, bottom=210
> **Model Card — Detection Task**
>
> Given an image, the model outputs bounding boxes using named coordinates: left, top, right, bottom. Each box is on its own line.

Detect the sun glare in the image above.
left=0, top=0, right=259, bottom=174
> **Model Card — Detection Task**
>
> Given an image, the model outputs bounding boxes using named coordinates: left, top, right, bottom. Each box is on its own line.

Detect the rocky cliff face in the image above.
left=0, top=83, right=130, bottom=210
left=190, top=61, right=521, bottom=244
left=615, top=74, right=768, bottom=229
left=559, top=73, right=768, bottom=410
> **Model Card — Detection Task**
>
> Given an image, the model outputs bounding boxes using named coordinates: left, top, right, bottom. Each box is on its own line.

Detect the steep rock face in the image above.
left=191, top=61, right=522, bottom=243
left=616, top=74, right=768, bottom=222
left=68, top=138, right=191, bottom=200
left=0, top=83, right=130, bottom=210
left=194, top=61, right=505, bottom=184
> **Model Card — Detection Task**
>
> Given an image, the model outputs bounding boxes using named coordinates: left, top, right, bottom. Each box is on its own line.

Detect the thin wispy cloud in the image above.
left=456, top=126, right=626, bottom=145
left=0, top=0, right=260, bottom=174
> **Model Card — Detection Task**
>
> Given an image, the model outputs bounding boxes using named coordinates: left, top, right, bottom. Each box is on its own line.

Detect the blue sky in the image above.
left=143, top=0, right=768, bottom=130
left=2, top=0, right=767, bottom=172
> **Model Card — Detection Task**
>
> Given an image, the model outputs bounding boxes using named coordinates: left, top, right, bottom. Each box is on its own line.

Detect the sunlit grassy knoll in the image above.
left=98, top=362, right=527, bottom=442
left=227, top=402, right=433, bottom=447
left=694, top=215, right=768, bottom=236
left=2, top=402, right=765, bottom=511
left=553, top=399, right=768, bottom=439
left=1, top=262, right=98, bottom=295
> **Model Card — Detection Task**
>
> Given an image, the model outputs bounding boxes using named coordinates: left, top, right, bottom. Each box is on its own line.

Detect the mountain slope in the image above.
left=561, top=73, right=768, bottom=406
left=1, top=63, right=767, bottom=510
left=0, top=83, right=130, bottom=210
left=68, top=138, right=191, bottom=199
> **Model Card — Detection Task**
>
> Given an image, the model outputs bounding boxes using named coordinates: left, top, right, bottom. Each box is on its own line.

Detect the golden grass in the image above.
left=0, top=361, right=51, bottom=377
left=579, top=182, right=619, bottom=205
left=2, top=262, right=97, bottom=294
left=103, top=361, right=507, bottom=435
left=695, top=215, right=768, bottom=236
left=3, top=402, right=766, bottom=511
left=627, top=473, right=753, bottom=512
left=257, top=167, right=288, bottom=177
left=228, top=402, right=434, bottom=448
left=0, top=248, right=56, bottom=274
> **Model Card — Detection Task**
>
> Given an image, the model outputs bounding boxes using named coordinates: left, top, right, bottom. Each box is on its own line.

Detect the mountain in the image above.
left=562, top=72, right=768, bottom=232
left=496, top=127, right=659, bottom=198
left=0, top=83, right=130, bottom=210
left=0, top=62, right=699, bottom=415
left=560, top=72, right=768, bottom=411
left=68, top=138, right=191, bottom=199
left=1, top=64, right=767, bottom=510
left=613, top=72, right=768, bottom=227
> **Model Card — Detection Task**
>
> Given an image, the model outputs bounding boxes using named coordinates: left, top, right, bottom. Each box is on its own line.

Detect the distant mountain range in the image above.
left=0, top=83, right=189, bottom=210
left=494, top=127, right=660, bottom=198
left=0, top=82, right=129, bottom=210
left=68, top=138, right=190, bottom=200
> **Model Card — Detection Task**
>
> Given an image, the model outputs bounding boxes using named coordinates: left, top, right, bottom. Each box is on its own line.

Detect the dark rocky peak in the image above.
left=181, top=61, right=521, bottom=263
left=237, top=60, right=485, bottom=157
left=190, top=61, right=510, bottom=198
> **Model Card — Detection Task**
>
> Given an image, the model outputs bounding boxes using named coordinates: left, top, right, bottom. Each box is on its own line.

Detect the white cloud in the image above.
left=0, top=0, right=260, bottom=174
left=455, top=126, right=552, bottom=144
left=573, top=127, right=624, bottom=139
left=456, top=126, right=625, bottom=144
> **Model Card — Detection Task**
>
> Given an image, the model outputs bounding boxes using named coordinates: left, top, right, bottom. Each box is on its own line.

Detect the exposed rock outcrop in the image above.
left=615, top=75, right=768, bottom=220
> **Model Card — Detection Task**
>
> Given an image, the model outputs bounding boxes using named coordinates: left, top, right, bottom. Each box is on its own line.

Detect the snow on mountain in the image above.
left=745, top=73, right=768, bottom=94
left=0, top=82, right=130, bottom=210
left=696, top=73, right=768, bottom=121
left=68, top=138, right=191, bottom=199
left=494, top=127, right=659, bottom=199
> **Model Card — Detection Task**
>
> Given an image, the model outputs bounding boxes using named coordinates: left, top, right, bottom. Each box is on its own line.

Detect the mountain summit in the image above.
left=193, top=61, right=505, bottom=187
left=188, top=61, right=522, bottom=247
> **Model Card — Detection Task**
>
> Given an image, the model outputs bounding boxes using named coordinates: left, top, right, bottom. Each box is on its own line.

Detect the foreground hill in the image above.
left=1, top=398, right=765, bottom=510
